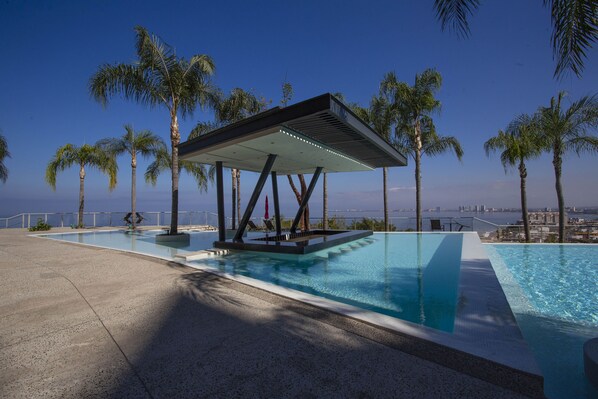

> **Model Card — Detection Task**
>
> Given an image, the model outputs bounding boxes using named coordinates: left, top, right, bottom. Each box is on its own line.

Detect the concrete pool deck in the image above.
left=1, top=228, right=539, bottom=398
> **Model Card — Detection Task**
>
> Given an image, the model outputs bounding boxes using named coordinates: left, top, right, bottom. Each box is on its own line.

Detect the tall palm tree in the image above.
left=433, top=0, right=597, bottom=78
left=353, top=94, right=396, bottom=231
left=46, top=144, right=117, bottom=227
left=484, top=115, right=542, bottom=242
left=216, top=88, right=267, bottom=228
left=0, top=133, right=10, bottom=183
left=382, top=69, right=463, bottom=232
left=98, top=125, right=166, bottom=229
left=145, top=148, right=211, bottom=199
left=89, top=26, right=219, bottom=235
left=536, top=92, right=598, bottom=242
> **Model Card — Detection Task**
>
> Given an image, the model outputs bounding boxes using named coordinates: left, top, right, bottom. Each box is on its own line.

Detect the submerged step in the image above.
left=175, top=248, right=230, bottom=261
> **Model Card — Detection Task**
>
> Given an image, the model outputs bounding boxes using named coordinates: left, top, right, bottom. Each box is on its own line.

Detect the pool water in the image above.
left=487, top=244, right=598, bottom=399
left=43, top=231, right=464, bottom=333
left=43, top=230, right=218, bottom=259
left=194, top=233, right=464, bottom=332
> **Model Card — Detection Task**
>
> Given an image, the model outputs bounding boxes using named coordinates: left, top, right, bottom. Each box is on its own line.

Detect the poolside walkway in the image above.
left=0, top=228, right=530, bottom=398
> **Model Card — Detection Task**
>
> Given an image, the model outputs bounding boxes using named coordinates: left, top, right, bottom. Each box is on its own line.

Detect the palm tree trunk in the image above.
left=236, top=169, right=241, bottom=226
left=299, top=174, right=309, bottom=230
left=170, top=110, right=180, bottom=235
left=323, top=172, right=328, bottom=229
left=553, top=147, right=565, bottom=243
left=287, top=175, right=307, bottom=230
left=415, top=124, right=423, bottom=232
left=231, top=169, right=237, bottom=229
left=131, top=156, right=137, bottom=230
left=519, top=161, right=530, bottom=243
left=78, top=164, right=85, bottom=227
left=415, top=151, right=422, bottom=232
left=383, top=167, right=388, bottom=231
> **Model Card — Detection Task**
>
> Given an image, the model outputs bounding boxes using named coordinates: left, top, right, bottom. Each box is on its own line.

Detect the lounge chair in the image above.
left=454, top=221, right=471, bottom=231
left=247, top=220, right=259, bottom=231
left=430, top=219, right=444, bottom=231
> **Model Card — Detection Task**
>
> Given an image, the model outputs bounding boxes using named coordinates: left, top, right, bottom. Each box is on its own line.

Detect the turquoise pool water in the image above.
left=193, top=233, right=463, bottom=332
left=42, top=231, right=464, bottom=332
left=42, top=230, right=218, bottom=259
left=487, top=244, right=598, bottom=399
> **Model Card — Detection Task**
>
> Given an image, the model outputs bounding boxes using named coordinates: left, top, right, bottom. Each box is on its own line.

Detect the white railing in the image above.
left=0, top=211, right=222, bottom=229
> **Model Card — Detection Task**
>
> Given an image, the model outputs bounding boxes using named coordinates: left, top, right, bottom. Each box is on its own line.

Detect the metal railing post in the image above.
left=28, top=214, right=31, bottom=228
left=61, top=214, right=64, bottom=228
left=93, top=213, right=96, bottom=227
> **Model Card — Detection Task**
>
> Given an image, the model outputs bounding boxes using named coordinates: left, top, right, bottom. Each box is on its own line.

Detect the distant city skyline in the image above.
left=0, top=1, right=596, bottom=217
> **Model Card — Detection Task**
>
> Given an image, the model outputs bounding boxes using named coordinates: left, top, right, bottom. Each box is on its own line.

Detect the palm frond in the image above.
left=425, top=135, right=464, bottom=160
left=45, top=144, right=77, bottom=190
left=567, top=135, right=598, bottom=154
left=144, top=148, right=171, bottom=186
left=0, top=134, right=9, bottom=183
left=546, top=0, right=598, bottom=78
left=189, top=121, right=220, bottom=140
left=181, top=161, right=209, bottom=192
left=434, top=0, right=481, bottom=38
left=217, top=88, right=266, bottom=123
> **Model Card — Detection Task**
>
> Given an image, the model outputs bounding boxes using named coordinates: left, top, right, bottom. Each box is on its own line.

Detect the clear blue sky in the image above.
left=1, top=0, right=597, bottom=217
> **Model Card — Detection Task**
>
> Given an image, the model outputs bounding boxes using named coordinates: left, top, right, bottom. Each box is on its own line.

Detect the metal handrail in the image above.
left=0, top=211, right=221, bottom=229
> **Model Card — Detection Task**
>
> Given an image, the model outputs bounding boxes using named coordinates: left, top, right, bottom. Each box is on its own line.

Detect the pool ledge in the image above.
left=182, top=232, right=544, bottom=398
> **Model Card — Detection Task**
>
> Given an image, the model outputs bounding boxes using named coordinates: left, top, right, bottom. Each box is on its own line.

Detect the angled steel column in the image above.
left=216, top=161, right=225, bottom=242
left=271, top=171, right=281, bottom=235
left=290, top=167, right=323, bottom=233
left=234, top=154, right=277, bottom=241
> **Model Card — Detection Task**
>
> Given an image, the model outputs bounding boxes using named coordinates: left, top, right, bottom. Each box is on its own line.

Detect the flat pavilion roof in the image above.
left=178, top=93, right=407, bottom=174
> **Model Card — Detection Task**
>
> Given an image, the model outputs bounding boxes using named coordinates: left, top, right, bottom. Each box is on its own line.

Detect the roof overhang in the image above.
left=179, top=93, right=407, bottom=174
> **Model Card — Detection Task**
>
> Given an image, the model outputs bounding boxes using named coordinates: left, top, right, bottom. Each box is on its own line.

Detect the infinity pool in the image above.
left=42, top=231, right=464, bottom=332
left=193, top=233, right=463, bottom=332
left=487, top=244, right=598, bottom=399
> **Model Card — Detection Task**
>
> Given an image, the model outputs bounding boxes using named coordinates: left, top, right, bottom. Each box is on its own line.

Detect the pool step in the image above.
left=175, top=248, right=230, bottom=261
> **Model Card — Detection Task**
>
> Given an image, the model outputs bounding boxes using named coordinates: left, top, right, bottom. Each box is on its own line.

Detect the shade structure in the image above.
left=177, top=93, right=408, bottom=254
left=178, top=93, right=407, bottom=173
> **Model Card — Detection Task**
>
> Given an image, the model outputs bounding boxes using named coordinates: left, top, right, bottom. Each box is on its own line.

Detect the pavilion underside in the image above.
left=178, top=93, right=407, bottom=254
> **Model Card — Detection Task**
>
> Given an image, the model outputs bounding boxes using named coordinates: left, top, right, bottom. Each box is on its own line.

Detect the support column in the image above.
left=290, top=167, right=323, bottom=234
left=216, top=161, right=225, bottom=242
left=234, top=154, right=277, bottom=241
left=271, top=171, right=281, bottom=235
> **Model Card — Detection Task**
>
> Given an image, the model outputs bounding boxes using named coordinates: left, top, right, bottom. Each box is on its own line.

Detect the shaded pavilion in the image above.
left=178, top=93, right=407, bottom=254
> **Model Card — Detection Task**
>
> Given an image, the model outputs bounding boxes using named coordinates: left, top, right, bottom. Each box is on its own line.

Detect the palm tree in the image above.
left=433, top=0, right=597, bottom=78
left=0, top=133, right=10, bottom=183
left=216, top=88, right=267, bottom=228
left=98, top=125, right=166, bottom=229
left=46, top=144, right=117, bottom=227
left=89, top=26, right=218, bottom=235
left=145, top=148, right=211, bottom=204
left=536, top=92, right=598, bottom=242
left=353, top=94, right=396, bottom=231
left=484, top=115, right=542, bottom=242
left=382, top=69, right=463, bottom=232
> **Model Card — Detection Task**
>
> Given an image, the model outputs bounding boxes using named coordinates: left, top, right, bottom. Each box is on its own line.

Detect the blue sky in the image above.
left=0, top=0, right=597, bottom=217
